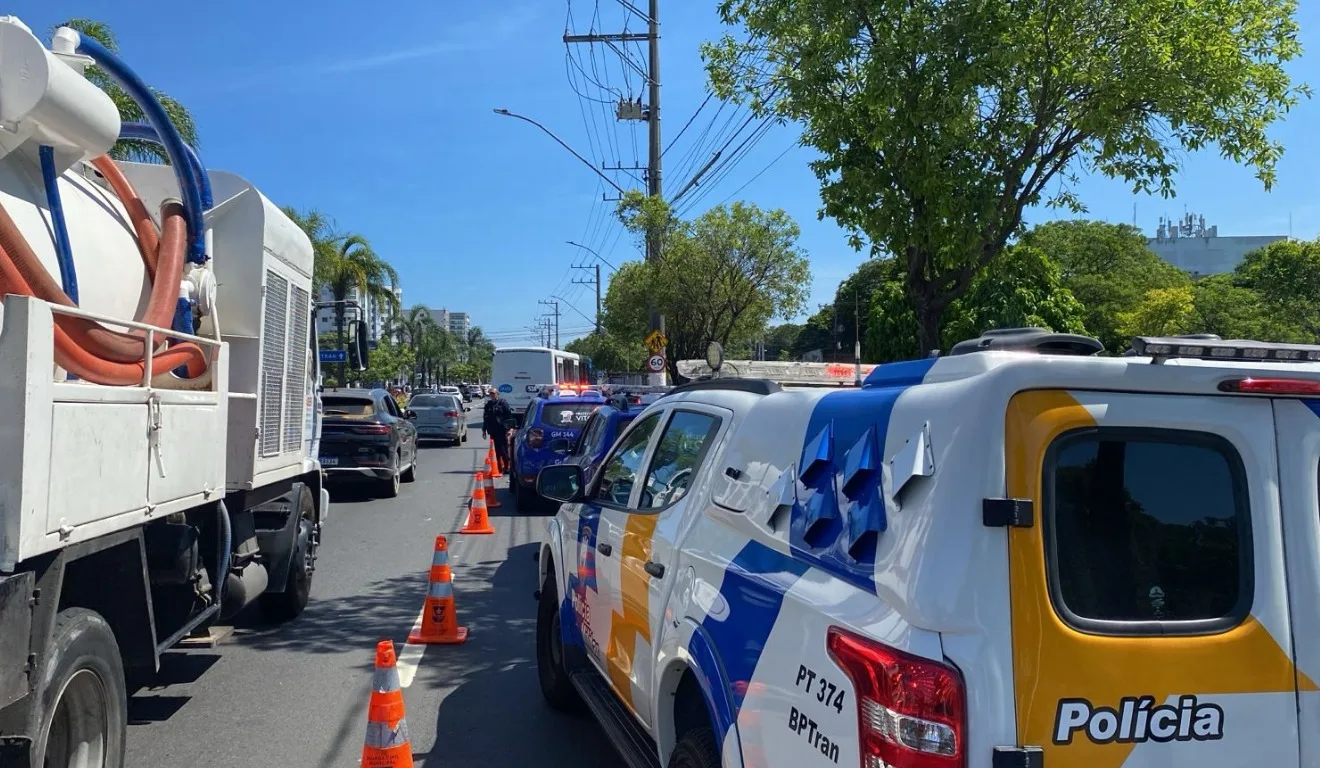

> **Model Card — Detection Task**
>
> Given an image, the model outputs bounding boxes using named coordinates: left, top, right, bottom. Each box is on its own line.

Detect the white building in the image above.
left=423, top=308, right=470, bottom=338
left=315, top=284, right=401, bottom=343
left=1148, top=213, right=1287, bottom=277
left=449, top=311, right=470, bottom=338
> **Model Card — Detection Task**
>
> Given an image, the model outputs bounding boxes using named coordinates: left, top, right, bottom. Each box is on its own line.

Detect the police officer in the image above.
left=482, top=391, right=514, bottom=473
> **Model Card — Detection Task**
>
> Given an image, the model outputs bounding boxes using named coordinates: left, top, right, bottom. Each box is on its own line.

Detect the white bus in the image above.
left=492, top=347, right=588, bottom=415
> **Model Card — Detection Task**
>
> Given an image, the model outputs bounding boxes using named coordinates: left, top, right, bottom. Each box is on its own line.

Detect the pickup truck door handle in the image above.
left=644, top=561, right=665, bottom=579
left=596, top=542, right=612, bottom=556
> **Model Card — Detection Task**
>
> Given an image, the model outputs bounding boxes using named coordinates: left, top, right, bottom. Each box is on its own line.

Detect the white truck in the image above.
left=0, top=19, right=350, bottom=767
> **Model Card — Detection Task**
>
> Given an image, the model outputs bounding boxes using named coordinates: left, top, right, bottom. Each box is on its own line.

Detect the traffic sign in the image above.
left=319, top=349, right=347, bottom=363
left=644, top=330, right=668, bottom=354
left=646, top=354, right=665, bottom=373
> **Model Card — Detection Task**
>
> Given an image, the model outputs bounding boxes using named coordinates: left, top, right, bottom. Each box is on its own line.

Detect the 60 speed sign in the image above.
left=646, top=354, right=665, bottom=373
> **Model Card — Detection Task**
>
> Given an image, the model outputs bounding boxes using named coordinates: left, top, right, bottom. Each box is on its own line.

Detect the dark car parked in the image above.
left=319, top=388, right=419, bottom=498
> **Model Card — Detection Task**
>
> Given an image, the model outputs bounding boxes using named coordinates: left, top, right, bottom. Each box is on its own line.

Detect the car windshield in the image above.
left=538, top=403, right=600, bottom=429
left=409, top=395, right=450, bottom=408
left=322, top=396, right=374, bottom=417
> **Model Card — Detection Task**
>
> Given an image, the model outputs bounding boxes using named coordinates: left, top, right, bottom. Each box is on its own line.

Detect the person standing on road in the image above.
left=483, top=391, right=514, bottom=473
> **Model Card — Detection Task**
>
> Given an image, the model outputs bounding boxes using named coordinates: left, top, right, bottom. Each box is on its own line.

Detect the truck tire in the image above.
left=535, top=572, right=581, bottom=712
left=260, top=486, right=317, bottom=622
left=667, top=727, right=720, bottom=768
left=28, top=608, right=127, bottom=768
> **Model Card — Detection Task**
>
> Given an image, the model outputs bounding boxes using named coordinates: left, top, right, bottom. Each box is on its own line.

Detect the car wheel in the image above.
left=380, top=455, right=401, bottom=498
left=536, top=571, right=582, bottom=712
left=515, top=478, right=536, bottom=513
left=667, top=728, right=720, bottom=768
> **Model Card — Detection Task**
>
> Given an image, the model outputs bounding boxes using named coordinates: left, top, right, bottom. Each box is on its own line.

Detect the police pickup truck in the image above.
left=533, top=328, right=1320, bottom=768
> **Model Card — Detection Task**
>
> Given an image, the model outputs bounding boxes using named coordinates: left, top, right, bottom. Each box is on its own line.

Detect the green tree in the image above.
left=1233, top=239, right=1320, bottom=340
left=790, top=310, right=835, bottom=361
left=284, top=207, right=398, bottom=381
left=565, top=333, right=647, bottom=373
left=361, top=340, right=415, bottom=388
left=608, top=194, right=812, bottom=377
left=762, top=323, right=802, bottom=361
left=58, top=19, right=199, bottom=163
left=1021, top=220, right=1190, bottom=352
left=704, top=0, right=1307, bottom=354
left=1187, top=275, right=1300, bottom=343
left=865, top=245, right=1088, bottom=362
left=1116, top=286, right=1198, bottom=339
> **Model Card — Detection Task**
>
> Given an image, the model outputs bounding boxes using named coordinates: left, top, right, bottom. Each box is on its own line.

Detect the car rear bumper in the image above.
left=324, top=466, right=394, bottom=480
left=416, top=426, right=463, bottom=440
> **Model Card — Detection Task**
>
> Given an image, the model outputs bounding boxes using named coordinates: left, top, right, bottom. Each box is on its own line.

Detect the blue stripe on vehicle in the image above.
left=684, top=624, right=739, bottom=744
left=790, top=356, right=937, bottom=593
left=560, top=510, right=601, bottom=650
left=699, top=539, right=809, bottom=717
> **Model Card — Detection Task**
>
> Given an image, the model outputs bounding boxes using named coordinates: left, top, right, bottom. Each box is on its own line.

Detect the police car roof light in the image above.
left=1132, top=335, right=1320, bottom=363
left=1217, top=377, right=1320, bottom=396
left=827, top=626, right=965, bottom=766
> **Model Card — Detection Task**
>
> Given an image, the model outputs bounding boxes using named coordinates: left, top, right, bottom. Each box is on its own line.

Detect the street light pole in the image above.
left=566, top=240, right=618, bottom=271
left=493, top=108, right=626, bottom=195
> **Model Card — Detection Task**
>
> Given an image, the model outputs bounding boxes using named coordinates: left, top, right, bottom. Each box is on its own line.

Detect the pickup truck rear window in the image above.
left=1045, top=428, right=1250, bottom=634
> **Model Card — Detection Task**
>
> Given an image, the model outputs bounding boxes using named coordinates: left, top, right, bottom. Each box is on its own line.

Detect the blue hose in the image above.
left=74, top=35, right=208, bottom=264
left=118, top=122, right=213, bottom=210
left=38, top=145, right=78, bottom=304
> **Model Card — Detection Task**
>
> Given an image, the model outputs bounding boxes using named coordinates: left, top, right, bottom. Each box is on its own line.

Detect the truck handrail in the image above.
left=48, top=302, right=222, bottom=388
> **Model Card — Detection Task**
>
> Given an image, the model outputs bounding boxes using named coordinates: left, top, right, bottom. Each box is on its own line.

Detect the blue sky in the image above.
left=15, top=1, right=1320, bottom=348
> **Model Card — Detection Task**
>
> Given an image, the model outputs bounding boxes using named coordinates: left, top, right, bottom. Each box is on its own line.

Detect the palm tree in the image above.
left=390, top=306, right=436, bottom=385
left=57, top=19, right=199, bottom=163
left=282, top=207, right=398, bottom=382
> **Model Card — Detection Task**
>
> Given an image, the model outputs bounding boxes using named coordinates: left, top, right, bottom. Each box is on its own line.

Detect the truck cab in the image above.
left=532, top=329, right=1320, bottom=768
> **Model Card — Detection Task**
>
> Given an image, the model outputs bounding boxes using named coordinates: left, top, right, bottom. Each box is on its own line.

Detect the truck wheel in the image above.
left=260, top=487, right=317, bottom=622
left=536, top=572, right=582, bottom=712
left=29, top=608, right=127, bottom=768
left=667, top=727, right=720, bottom=768
left=380, top=454, right=401, bottom=498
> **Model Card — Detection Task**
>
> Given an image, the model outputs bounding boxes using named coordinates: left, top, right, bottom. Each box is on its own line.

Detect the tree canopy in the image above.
left=604, top=193, right=811, bottom=377
left=704, top=0, right=1308, bottom=353
left=57, top=19, right=199, bottom=164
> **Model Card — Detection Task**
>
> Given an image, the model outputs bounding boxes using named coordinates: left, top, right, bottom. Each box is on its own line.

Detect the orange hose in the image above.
left=0, top=239, right=207, bottom=384
left=90, top=155, right=159, bottom=279
left=0, top=154, right=209, bottom=384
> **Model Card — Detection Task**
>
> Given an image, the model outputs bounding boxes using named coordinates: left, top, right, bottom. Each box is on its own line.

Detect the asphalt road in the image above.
left=125, top=408, right=623, bottom=767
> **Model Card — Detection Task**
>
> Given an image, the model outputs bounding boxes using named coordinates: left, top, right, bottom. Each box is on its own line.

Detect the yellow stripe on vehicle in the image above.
left=1005, top=389, right=1316, bottom=767
left=607, top=512, right=660, bottom=712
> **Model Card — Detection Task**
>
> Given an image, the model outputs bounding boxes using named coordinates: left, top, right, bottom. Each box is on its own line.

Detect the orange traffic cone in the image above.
left=483, top=469, right=502, bottom=508
left=460, top=471, right=496, bottom=535
left=487, top=442, right=503, bottom=479
left=361, top=640, right=414, bottom=767
left=407, top=536, right=469, bottom=645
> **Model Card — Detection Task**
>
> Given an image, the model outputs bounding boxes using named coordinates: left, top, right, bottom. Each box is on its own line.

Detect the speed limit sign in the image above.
left=646, top=354, right=665, bottom=373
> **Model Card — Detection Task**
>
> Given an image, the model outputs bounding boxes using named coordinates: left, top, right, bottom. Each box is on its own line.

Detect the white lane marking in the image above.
left=396, top=607, right=427, bottom=688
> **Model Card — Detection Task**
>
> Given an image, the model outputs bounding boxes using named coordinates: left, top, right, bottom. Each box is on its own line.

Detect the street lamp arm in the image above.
left=493, top=108, right=627, bottom=195
left=566, top=240, right=618, bottom=271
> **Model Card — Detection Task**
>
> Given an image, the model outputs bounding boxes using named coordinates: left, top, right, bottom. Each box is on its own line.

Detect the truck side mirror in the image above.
left=348, top=319, right=370, bottom=371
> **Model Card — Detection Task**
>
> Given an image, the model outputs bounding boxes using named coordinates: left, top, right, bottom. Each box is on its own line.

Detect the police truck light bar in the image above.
left=1132, top=336, right=1320, bottom=362
left=675, top=359, right=877, bottom=386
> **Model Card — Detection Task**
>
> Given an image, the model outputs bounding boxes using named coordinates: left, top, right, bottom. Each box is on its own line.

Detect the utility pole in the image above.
left=565, top=0, right=663, bottom=382
left=539, top=299, right=560, bottom=349
left=572, top=263, right=602, bottom=335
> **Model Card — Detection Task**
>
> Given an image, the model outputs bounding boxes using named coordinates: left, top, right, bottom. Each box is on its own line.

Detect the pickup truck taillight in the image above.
left=352, top=424, right=392, bottom=436
left=826, top=627, right=965, bottom=768
left=527, top=428, right=544, bottom=448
